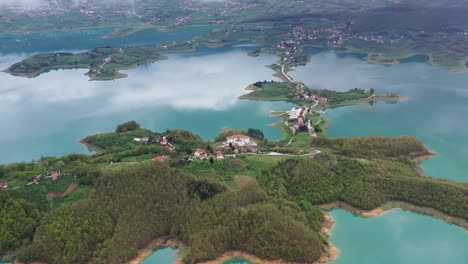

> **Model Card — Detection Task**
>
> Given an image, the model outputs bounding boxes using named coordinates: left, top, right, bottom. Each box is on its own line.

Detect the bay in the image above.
left=142, top=246, right=177, bottom=264
left=289, top=50, right=468, bottom=182
left=330, top=208, right=468, bottom=264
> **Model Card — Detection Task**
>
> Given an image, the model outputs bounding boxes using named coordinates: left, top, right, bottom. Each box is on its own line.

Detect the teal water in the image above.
left=290, top=50, right=468, bottom=182
left=223, top=258, right=254, bottom=264
left=0, top=32, right=286, bottom=163
left=330, top=209, right=468, bottom=264
left=2, top=29, right=468, bottom=264
left=141, top=246, right=178, bottom=264
left=0, top=26, right=216, bottom=54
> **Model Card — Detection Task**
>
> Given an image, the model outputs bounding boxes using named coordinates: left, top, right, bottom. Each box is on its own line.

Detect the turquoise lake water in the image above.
left=290, top=50, right=468, bottom=182
left=0, top=26, right=217, bottom=54
left=1, top=28, right=467, bottom=264
left=330, top=209, right=468, bottom=264
left=141, top=246, right=178, bottom=264
left=222, top=258, right=254, bottom=264
left=0, top=29, right=288, bottom=163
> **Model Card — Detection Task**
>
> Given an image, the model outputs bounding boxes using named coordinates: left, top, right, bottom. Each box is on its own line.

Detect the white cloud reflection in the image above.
left=0, top=50, right=277, bottom=110
left=0, top=50, right=278, bottom=141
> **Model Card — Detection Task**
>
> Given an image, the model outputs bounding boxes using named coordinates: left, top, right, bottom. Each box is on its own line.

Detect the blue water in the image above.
left=223, top=258, right=254, bottom=264
left=2, top=27, right=467, bottom=264
left=330, top=208, right=468, bottom=264
left=0, top=30, right=286, bottom=163
left=290, top=50, right=468, bottom=182
left=142, top=246, right=177, bottom=264
left=0, top=26, right=216, bottom=54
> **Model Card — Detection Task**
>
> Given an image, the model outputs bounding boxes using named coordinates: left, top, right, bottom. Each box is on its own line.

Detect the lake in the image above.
left=1, top=28, right=467, bottom=264
left=0, top=29, right=288, bottom=164
left=330, top=208, right=468, bottom=264
left=290, top=50, right=468, bottom=182
left=289, top=49, right=468, bottom=264
left=141, top=246, right=178, bottom=264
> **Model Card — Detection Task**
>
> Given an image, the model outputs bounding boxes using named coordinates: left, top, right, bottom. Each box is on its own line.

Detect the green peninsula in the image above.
left=1, top=119, right=467, bottom=264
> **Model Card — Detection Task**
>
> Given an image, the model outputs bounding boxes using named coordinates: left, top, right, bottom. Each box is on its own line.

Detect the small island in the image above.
left=3, top=41, right=196, bottom=81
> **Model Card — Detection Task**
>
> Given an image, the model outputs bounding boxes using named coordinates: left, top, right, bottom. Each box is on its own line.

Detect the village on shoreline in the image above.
left=0, top=54, right=418, bottom=264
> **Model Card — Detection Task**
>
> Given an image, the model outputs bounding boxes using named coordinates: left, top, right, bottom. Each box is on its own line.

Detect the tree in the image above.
left=370, top=88, right=375, bottom=95
left=0, top=191, right=39, bottom=255
left=247, top=128, right=264, bottom=140
left=115, top=120, right=140, bottom=133
left=209, top=157, right=214, bottom=165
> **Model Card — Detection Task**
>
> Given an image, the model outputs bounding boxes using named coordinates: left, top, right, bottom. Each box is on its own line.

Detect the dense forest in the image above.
left=2, top=124, right=467, bottom=264
left=258, top=158, right=468, bottom=218
left=311, top=136, right=429, bottom=159
left=16, top=162, right=326, bottom=264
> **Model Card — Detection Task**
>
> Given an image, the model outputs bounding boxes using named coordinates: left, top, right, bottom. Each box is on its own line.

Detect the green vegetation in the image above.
left=83, top=129, right=158, bottom=153
left=259, top=157, right=468, bottom=218
left=5, top=46, right=167, bottom=80
left=17, top=162, right=325, bottom=264
left=311, top=88, right=369, bottom=106
left=0, top=191, right=39, bottom=255
left=239, top=81, right=296, bottom=101
left=239, top=80, right=374, bottom=108
left=116, top=120, right=141, bottom=133
left=311, top=136, right=428, bottom=160
left=2, top=123, right=467, bottom=264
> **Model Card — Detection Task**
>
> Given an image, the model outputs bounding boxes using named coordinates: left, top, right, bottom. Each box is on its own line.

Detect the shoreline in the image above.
left=77, top=139, right=102, bottom=154
left=414, top=151, right=438, bottom=163
left=127, top=213, right=338, bottom=264
left=319, top=201, right=468, bottom=230
left=126, top=237, right=181, bottom=264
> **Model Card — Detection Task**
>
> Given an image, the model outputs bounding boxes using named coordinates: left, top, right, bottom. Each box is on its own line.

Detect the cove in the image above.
left=141, top=246, right=178, bottom=264
left=223, top=258, right=254, bottom=264
left=0, top=42, right=288, bottom=164
left=330, top=208, right=468, bottom=264
left=289, top=50, right=468, bottom=182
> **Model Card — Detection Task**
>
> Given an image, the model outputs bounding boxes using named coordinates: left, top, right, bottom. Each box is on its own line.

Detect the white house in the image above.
left=226, top=135, right=250, bottom=144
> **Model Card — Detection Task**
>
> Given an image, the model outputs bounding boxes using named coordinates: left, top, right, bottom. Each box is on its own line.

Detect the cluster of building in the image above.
left=188, top=134, right=259, bottom=161
left=276, top=24, right=393, bottom=65
left=296, top=92, right=328, bottom=103
left=133, top=136, right=176, bottom=151
left=1, top=170, right=65, bottom=191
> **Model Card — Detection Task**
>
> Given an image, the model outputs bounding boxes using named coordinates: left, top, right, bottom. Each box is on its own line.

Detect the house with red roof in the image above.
left=160, top=136, right=168, bottom=145
left=216, top=151, right=224, bottom=160
left=226, top=134, right=250, bottom=144
left=51, top=171, right=60, bottom=181
left=194, top=148, right=206, bottom=157
left=0, top=182, right=8, bottom=188
left=152, top=156, right=165, bottom=162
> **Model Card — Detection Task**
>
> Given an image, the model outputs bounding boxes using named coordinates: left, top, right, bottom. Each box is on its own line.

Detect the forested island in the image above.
left=4, top=42, right=194, bottom=80
left=1, top=119, right=467, bottom=264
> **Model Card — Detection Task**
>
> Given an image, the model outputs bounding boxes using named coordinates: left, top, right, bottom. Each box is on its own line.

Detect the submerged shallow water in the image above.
left=141, top=246, right=177, bottom=264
